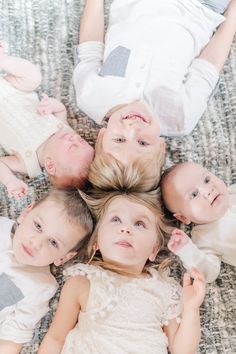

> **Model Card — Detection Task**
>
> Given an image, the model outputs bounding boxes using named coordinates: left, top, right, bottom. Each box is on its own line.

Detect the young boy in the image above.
left=0, top=43, right=94, bottom=199
left=0, top=187, right=93, bottom=354
left=74, top=0, right=236, bottom=176
left=160, top=161, right=236, bottom=283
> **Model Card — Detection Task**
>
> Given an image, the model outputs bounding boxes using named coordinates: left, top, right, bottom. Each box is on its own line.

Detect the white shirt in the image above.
left=175, top=185, right=236, bottom=283
left=73, top=0, right=224, bottom=136
left=0, top=217, right=58, bottom=343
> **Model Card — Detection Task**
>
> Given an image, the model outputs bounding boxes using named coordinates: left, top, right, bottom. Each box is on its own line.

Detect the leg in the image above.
left=198, top=0, right=236, bottom=71
left=0, top=42, right=41, bottom=91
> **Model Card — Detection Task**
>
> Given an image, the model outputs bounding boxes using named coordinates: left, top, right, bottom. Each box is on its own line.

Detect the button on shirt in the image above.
left=0, top=217, right=58, bottom=343
left=73, top=0, right=224, bottom=136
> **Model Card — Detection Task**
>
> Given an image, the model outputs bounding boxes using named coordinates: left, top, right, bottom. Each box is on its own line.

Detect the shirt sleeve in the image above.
left=175, top=236, right=221, bottom=283
left=73, top=41, right=104, bottom=120
left=160, top=58, right=219, bottom=136
left=162, top=276, right=183, bottom=326
left=0, top=285, right=57, bottom=343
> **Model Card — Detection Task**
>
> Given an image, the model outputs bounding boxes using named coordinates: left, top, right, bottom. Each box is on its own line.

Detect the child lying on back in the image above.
left=0, top=42, right=94, bottom=199
left=160, top=161, right=236, bottom=283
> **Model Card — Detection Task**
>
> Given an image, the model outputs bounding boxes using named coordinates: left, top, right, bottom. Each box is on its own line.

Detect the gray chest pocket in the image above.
left=99, top=46, right=131, bottom=77
left=0, top=273, right=24, bottom=310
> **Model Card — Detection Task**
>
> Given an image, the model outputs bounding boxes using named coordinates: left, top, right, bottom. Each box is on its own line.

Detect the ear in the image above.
left=17, top=203, right=34, bottom=224
left=44, top=157, right=56, bottom=176
left=148, top=243, right=159, bottom=262
left=173, top=213, right=191, bottom=225
left=53, top=251, right=77, bottom=266
left=95, top=128, right=106, bottom=153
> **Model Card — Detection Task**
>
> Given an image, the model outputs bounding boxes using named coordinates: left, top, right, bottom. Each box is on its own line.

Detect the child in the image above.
left=38, top=189, right=205, bottom=354
left=160, top=161, right=236, bottom=283
left=73, top=0, right=236, bottom=171
left=0, top=187, right=93, bottom=354
left=0, top=42, right=94, bottom=199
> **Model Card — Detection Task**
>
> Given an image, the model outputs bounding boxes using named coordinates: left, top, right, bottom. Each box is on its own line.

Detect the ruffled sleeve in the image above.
left=161, top=276, right=183, bottom=326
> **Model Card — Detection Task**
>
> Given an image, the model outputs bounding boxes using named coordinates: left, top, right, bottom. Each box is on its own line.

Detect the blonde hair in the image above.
left=80, top=164, right=173, bottom=275
left=88, top=152, right=163, bottom=197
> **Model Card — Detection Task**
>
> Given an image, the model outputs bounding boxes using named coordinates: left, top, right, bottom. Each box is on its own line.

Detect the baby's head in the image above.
left=160, top=162, right=229, bottom=225
left=12, top=188, right=94, bottom=267
left=95, top=100, right=165, bottom=182
left=43, top=130, right=94, bottom=189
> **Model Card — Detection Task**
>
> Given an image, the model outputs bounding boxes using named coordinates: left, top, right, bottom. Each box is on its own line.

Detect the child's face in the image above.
left=12, top=200, right=85, bottom=267
left=101, top=101, right=161, bottom=164
left=46, top=131, right=94, bottom=178
left=163, top=163, right=229, bottom=224
left=97, top=196, right=159, bottom=274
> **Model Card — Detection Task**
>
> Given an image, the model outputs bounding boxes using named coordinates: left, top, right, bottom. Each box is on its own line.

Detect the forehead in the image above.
left=170, top=164, right=206, bottom=193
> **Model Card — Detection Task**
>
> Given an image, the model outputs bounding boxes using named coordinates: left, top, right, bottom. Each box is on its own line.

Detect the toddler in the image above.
left=0, top=188, right=93, bottom=354
left=38, top=185, right=205, bottom=354
left=160, top=161, right=236, bottom=283
left=74, top=0, right=236, bottom=172
left=0, top=42, right=94, bottom=199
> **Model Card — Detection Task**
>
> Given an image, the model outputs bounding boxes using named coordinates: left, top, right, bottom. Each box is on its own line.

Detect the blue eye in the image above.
left=204, top=176, right=210, bottom=183
left=135, top=221, right=145, bottom=228
left=138, top=140, right=149, bottom=146
left=114, top=137, right=125, bottom=143
left=34, top=221, right=42, bottom=232
left=191, top=190, right=199, bottom=199
left=49, top=239, right=58, bottom=248
left=111, top=216, right=121, bottom=223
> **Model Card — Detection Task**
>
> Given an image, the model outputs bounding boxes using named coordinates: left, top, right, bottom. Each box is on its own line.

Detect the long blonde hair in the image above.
left=80, top=163, right=172, bottom=275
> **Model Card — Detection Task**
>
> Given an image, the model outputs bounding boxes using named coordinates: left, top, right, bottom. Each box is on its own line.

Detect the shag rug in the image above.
left=0, top=1, right=235, bottom=353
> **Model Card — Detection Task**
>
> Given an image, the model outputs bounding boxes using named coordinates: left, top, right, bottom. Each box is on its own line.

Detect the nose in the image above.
left=29, top=236, right=43, bottom=250
left=120, top=226, right=132, bottom=235
left=201, top=185, right=214, bottom=199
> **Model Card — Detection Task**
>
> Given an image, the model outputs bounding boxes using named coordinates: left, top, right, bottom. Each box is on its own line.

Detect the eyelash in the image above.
left=191, top=190, right=199, bottom=199
left=204, top=175, right=210, bottom=183
left=138, top=140, right=149, bottom=146
left=49, top=239, right=58, bottom=248
left=111, top=216, right=121, bottom=223
left=114, top=138, right=125, bottom=143
left=135, top=221, right=146, bottom=228
left=34, top=221, right=42, bottom=232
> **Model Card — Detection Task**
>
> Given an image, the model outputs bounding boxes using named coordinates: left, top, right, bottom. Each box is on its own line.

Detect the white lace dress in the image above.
left=62, top=263, right=183, bottom=354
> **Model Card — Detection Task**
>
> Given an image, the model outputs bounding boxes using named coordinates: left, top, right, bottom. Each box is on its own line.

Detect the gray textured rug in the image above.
left=0, top=1, right=236, bottom=353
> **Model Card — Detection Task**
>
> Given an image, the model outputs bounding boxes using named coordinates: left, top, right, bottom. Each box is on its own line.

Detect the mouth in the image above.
left=122, top=112, right=149, bottom=124
left=22, top=244, right=33, bottom=257
left=211, top=194, right=221, bottom=206
left=115, top=240, right=133, bottom=248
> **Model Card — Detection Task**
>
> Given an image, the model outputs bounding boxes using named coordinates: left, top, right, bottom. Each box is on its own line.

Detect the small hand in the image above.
left=37, top=93, right=53, bottom=115
left=183, top=268, right=206, bottom=311
left=168, top=229, right=190, bottom=253
left=6, top=178, right=28, bottom=199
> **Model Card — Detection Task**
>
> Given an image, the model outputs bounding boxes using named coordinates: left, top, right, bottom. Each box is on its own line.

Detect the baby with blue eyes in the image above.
left=160, top=162, right=236, bottom=283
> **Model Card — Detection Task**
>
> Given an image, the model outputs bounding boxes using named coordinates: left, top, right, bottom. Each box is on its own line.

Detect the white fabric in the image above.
left=175, top=185, right=236, bottom=283
left=73, top=0, right=224, bottom=136
left=0, top=76, right=70, bottom=177
left=62, top=263, right=183, bottom=354
left=0, top=217, right=58, bottom=343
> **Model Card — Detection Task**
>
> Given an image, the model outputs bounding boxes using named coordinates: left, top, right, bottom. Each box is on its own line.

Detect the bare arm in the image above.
left=166, top=269, right=205, bottom=354
left=199, top=0, right=236, bottom=71
left=79, top=0, right=104, bottom=43
left=0, top=42, right=41, bottom=91
left=0, top=340, right=22, bottom=354
left=37, top=94, right=67, bottom=122
left=38, top=276, right=88, bottom=354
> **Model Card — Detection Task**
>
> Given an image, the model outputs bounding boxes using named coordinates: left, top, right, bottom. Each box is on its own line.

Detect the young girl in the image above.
left=74, top=0, right=236, bottom=172
left=0, top=187, right=93, bottom=354
left=160, top=161, right=236, bottom=283
left=38, top=189, right=205, bottom=354
left=0, top=42, right=94, bottom=198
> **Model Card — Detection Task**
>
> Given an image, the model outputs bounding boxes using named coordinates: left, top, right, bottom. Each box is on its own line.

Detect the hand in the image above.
left=168, top=229, right=190, bottom=253
left=6, top=178, right=28, bottom=199
left=183, top=268, right=206, bottom=311
left=37, top=93, right=54, bottom=115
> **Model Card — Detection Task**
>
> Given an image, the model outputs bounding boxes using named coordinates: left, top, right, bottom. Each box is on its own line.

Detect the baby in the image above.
left=0, top=187, right=93, bottom=354
left=160, top=161, right=235, bottom=283
left=0, top=42, right=94, bottom=199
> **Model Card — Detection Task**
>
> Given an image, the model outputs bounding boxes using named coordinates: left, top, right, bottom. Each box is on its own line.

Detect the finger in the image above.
left=191, top=268, right=205, bottom=282
left=183, top=272, right=191, bottom=287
